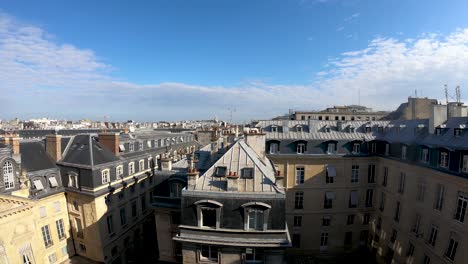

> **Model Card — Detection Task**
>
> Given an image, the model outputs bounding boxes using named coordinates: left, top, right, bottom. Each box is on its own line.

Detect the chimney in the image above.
left=429, top=104, right=448, bottom=134
left=161, top=157, right=172, bottom=171
left=245, top=132, right=266, bottom=159
left=98, top=132, right=120, bottom=155
left=186, top=168, right=199, bottom=190
left=46, top=134, right=62, bottom=161
left=10, top=135, right=20, bottom=155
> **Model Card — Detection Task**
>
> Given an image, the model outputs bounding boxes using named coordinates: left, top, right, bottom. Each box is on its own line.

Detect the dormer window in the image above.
left=148, top=157, right=153, bottom=169
left=269, top=143, right=279, bottom=154
left=435, top=128, right=442, bottom=135
left=421, top=148, right=429, bottom=163
left=2, top=161, right=14, bottom=190
left=195, top=200, right=223, bottom=229
left=215, top=166, right=227, bottom=177
left=440, top=152, right=449, bottom=168
left=327, top=143, right=336, bottom=154
left=128, top=162, right=135, bottom=175
left=297, top=143, right=306, bottom=154
left=325, top=126, right=331, bottom=133
left=401, top=145, right=407, bottom=160
left=119, top=144, right=126, bottom=152
left=271, top=126, right=278, bottom=132
left=139, top=160, right=145, bottom=171
left=33, top=179, right=44, bottom=191
left=462, top=155, right=468, bottom=173
left=241, top=168, right=254, bottom=179
left=371, top=143, right=377, bottom=153
left=242, top=202, right=271, bottom=231
left=101, top=169, right=110, bottom=184
left=349, top=127, right=355, bottom=133
left=385, top=144, right=390, bottom=155
left=48, top=176, right=58, bottom=188
left=296, top=126, right=303, bottom=132
left=377, top=126, right=384, bottom=133
left=352, top=143, right=360, bottom=154
left=147, top=140, right=152, bottom=148
left=455, top=129, right=462, bottom=137
left=129, top=143, right=134, bottom=152
left=365, top=126, right=371, bottom=133
left=138, top=142, right=143, bottom=151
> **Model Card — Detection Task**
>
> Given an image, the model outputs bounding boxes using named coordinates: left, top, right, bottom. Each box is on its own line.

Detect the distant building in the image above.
left=290, top=105, right=389, bottom=121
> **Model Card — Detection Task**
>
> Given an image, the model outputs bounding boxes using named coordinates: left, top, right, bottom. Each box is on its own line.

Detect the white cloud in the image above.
left=1, top=12, right=468, bottom=121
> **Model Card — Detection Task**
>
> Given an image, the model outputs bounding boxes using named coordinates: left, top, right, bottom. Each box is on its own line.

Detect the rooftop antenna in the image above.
left=456, top=85, right=461, bottom=103
left=444, top=84, right=449, bottom=104
left=415, top=89, right=418, bottom=98
left=227, top=106, right=236, bottom=124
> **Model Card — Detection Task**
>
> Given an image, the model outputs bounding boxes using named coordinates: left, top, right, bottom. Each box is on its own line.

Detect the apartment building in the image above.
left=256, top=104, right=468, bottom=264
left=291, top=105, right=389, bottom=121
left=174, top=133, right=291, bottom=263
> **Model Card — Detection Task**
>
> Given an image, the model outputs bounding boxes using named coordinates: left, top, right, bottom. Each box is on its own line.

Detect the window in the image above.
left=382, top=167, right=388, bottom=186
left=297, top=143, right=306, bottom=154
left=119, top=208, right=127, bottom=226
left=54, top=201, right=61, bottom=212
left=398, top=172, right=405, bottom=194
left=33, top=179, right=44, bottom=191
left=75, top=218, right=83, bottom=238
left=390, top=229, right=397, bottom=243
left=363, top=214, right=370, bottom=225
left=344, top=232, right=352, bottom=246
left=129, top=143, right=134, bottom=152
left=116, top=166, right=123, bottom=178
left=141, top=195, right=146, bottom=212
left=379, top=192, right=386, bottom=212
left=293, top=215, right=302, bottom=227
left=241, top=168, right=254, bottom=179
left=269, top=143, right=279, bottom=154
left=139, top=160, right=144, bottom=171
left=368, top=164, right=375, bottom=183
left=454, top=193, right=467, bottom=222
left=325, top=127, right=331, bottom=133
left=352, top=143, right=360, bottom=154
left=48, top=177, right=58, bottom=188
left=170, top=182, right=183, bottom=198
left=327, top=143, right=336, bottom=154
left=320, top=233, right=329, bottom=247
left=416, top=182, right=426, bottom=202
left=3, top=161, right=14, bottom=189
left=138, top=142, right=143, bottom=151
left=406, top=242, right=415, bottom=257
left=200, top=245, right=218, bottom=262
left=349, top=191, right=358, bottom=208
left=56, top=219, right=65, bottom=240
left=271, top=126, right=278, bottom=132
left=245, top=248, right=263, bottom=263
left=324, top=192, right=334, bottom=209
left=101, top=169, right=110, bottom=184
left=401, top=145, right=407, bottom=160
left=39, top=206, right=47, bottom=218
left=394, top=201, right=401, bottom=222
left=128, top=162, right=135, bottom=175
left=48, top=253, right=57, bottom=264
left=295, top=167, right=305, bottom=185
left=428, top=225, right=438, bottom=246
left=148, top=157, right=153, bottom=169
left=41, top=225, right=53, bottom=247
left=247, top=208, right=264, bottom=230
left=351, top=165, right=359, bottom=183
left=445, top=237, right=459, bottom=261
left=371, top=143, right=377, bottom=153
left=292, top=234, right=301, bottom=248
left=385, top=144, right=390, bottom=155
left=365, top=189, right=374, bottom=207
left=215, top=166, right=227, bottom=176
left=106, top=215, right=114, bottom=235
left=68, top=173, right=78, bottom=188
left=295, top=191, right=304, bottom=209
left=322, top=216, right=331, bottom=226
left=463, top=155, right=468, bottom=173
left=347, top=215, right=355, bottom=225
left=201, top=207, right=217, bottom=227
left=412, top=214, right=421, bottom=234
left=422, top=148, right=429, bottom=163
left=61, top=246, right=68, bottom=257
left=131, top=201, right=137, bottom=218
left=325, top=165, right=336, bottom=184
left=296, top=126, right=303, bottom=132
left=423, top=255, right=431, bottom=264
left=435, top=184, right=447, bottom=210
left=440, top=152, right=449, bottom=168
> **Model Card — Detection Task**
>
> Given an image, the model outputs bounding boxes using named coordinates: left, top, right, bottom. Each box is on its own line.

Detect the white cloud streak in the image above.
left=1, top=12, right=468, bottom=121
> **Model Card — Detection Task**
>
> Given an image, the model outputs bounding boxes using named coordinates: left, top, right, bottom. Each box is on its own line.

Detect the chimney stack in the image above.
left=98, top=133, right=120, bottom=155
left=10, top=135, right=20, bottom=155
left=46, top=134, right=62, bottom=161
left=161, top=157, right=172, bottom=171
left=186, top=168, right=199, bottom=190
left=244, top=132, right=266, bottom=160
left=429, top=105, right=448, bottom=134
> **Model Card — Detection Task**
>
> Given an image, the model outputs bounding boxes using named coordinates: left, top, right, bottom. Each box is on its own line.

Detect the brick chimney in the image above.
left=244, top=132, right=266, bottom=160
left=98, top=133, right=120, bottom=155
left=46, top=134, right=62, bottom=161
left=186, top=168, right=199, bottom=190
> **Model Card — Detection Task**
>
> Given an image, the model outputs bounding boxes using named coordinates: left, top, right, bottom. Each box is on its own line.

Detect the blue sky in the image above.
left=1, top=0, right=468, bottom=121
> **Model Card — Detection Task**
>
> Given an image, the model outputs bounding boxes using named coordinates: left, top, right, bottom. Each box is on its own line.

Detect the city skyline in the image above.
left=1, top=0, right=468, bottom=121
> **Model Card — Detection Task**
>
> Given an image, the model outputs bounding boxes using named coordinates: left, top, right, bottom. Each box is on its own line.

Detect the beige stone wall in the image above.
left=156, top=210, right=176, bottom=262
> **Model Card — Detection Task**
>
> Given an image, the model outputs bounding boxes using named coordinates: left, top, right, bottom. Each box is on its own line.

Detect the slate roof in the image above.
left=61, top=134, right=119, bottom=166
left=20, top=141, right=57, bottom=172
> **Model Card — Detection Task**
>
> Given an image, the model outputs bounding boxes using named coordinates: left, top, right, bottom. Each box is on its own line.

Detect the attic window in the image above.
left=352, top=143, right=360, bottom=154
left=48, top=177, right=58, bottom=188
left=454, top=129, right=462, bottom=137
left=215, top=166, right=227, bottom=177
left=349, top=127, right=355, bottom=133
left=33, top=179, right=44, bottom=191
left=241, top=168, right=254, bottom=179
left=271, top=126, right=278, bottom=132
left=365, top=126, right=371, bottom=133
left=435, top=128, right=442, bottom=135
left=147, top=141, right=152, bottom=148
left=138, top=142, right=143, bottom=151
left=296, top=126, right=303, bottom=132
left=325, top=127, right=331, bottom=133
left=119, top=144, right=126, bottom=152
left=129, top=143, right=134, bottom=152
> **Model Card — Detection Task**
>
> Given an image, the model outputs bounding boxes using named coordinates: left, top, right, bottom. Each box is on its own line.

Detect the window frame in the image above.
left=101, top=169, right=110, bottom=184
left=3, top=161, right=15, bottom=190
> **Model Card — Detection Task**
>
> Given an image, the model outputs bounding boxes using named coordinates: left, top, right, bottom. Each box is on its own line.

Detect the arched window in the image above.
left=3, top=161, right=14, bottom=190
left=241, top=202, right=271, bottom=231
left=195, top=200, right=223, bottom=229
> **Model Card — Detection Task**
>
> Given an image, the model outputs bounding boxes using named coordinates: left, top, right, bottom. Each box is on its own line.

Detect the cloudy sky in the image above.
left=1, top=0, right=468, bottom=122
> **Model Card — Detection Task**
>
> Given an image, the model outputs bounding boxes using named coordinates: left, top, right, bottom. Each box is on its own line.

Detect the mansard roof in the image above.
left=20, top=141, right=57, bottom=172
left=61, top=134, right=119, bottom=166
